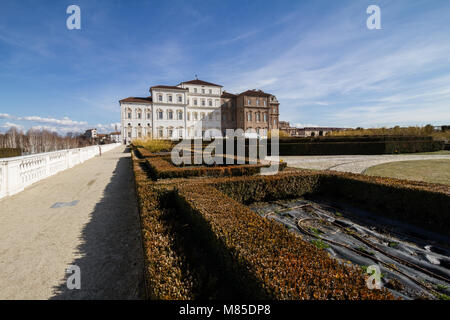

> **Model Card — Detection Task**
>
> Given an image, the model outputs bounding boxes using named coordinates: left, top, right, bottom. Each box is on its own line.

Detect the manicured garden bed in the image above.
left=131, top=146, right=449, bottom=300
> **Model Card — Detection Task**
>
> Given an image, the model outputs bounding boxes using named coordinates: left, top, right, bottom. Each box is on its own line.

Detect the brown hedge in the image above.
left=170, top=183, right=394, bottom=300
left=211, top=170, right=450, bottom=235
left=132, top=154, right=195, bottom=299
left=145, top=156, right=286, bottom=180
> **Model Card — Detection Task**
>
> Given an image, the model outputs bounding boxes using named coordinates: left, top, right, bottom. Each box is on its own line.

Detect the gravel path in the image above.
left=0, top=146, right=144, bottom=300
left=266, top=154, right=450, bottom=174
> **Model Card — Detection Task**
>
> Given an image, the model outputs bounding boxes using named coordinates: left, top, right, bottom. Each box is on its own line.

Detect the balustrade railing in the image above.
left=0, top=143, right=121, bottom=199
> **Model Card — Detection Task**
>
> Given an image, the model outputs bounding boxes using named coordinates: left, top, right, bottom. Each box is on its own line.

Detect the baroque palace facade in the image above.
left=119, top=79, right=279, bottom=143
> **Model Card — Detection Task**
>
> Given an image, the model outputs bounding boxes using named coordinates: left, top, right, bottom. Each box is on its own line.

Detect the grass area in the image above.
left=132, top=137, right=172, bottom=153
left=365, top=159, right=450, bottom=185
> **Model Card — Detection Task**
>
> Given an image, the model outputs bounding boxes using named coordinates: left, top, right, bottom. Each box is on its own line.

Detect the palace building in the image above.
left=119, top=79, right=279, bottom=144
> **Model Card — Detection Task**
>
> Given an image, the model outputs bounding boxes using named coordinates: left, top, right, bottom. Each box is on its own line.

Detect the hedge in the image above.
left=274, top=140, right=444, bottom=155
left=169, top=183, right=394, bottom=300
left=132, top=153, right=195, bottom=299
left=144, top=155, right=286, bottom=181
left=0, top=148, right=21, bottom=158
left=212, top=171, right=450, bottom=235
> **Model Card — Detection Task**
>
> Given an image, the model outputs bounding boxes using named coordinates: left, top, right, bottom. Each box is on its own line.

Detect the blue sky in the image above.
left=1, top=0, right=450, bottom=134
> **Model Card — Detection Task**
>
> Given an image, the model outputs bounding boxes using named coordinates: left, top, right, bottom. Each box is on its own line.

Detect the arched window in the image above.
left=157, top=127, right=164, bottom=138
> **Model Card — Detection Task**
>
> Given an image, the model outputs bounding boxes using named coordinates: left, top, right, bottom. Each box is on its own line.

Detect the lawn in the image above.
left=365, top=159, right=450, bottom=185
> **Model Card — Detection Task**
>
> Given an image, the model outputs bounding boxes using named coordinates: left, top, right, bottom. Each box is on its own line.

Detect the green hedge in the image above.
left=275, top=140, right=444, bottom=155
left=0, top=148, right=21, bottom=158
left=212, top=171, right=450, bottom=236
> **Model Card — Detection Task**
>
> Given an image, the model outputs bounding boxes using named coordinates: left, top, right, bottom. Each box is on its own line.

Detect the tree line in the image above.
left=0, top=127, right=93, bottom=155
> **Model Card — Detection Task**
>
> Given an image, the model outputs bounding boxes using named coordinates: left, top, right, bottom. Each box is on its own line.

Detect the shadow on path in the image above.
left=50, top=152, right=144, bottom=299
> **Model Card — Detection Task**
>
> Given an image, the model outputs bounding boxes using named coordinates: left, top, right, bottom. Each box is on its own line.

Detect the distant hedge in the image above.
left=0, top=148, right=21, bottom=158
left=273, top=139, right=444, bottom=156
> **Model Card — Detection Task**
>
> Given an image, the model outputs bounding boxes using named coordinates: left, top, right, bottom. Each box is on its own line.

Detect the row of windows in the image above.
left=157, top=94, right=184, bottom=103
left=125, top=109, right=219, bottom=121
left=246, top=99, right=267, bottom=107
left=246, top=112, right=268, bottom=122
left=190, top=87, right=215, bottom=94
left=191, top=98, right=219, bottom=107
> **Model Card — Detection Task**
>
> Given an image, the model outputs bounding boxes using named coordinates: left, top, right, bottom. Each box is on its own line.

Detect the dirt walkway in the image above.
left=0, top=146, right=144, bottom=300
left=268, top=154, right=450, bottom=173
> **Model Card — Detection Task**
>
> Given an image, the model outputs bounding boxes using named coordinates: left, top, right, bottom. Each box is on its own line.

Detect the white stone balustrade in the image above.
left=0, top=143, right=121, bottom=199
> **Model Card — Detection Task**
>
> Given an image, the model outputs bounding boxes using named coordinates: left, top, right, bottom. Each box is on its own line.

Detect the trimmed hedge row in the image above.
left=132, top=154, right=195, bottom=299
left=212, top=171, right=450, bottom=235
left=171, top=183, right=394, bottom=299
left=145, top=155, right=286, bottom=181
left=275, top=140, right=444, bottom=155
left=0, top=148, right=21, bottom=158
left=276, top=135, right=435, bottom=143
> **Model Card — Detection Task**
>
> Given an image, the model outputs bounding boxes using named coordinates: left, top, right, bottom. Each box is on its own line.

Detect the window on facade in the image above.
left=201, top=112, right=205, bottom=120
left=194, top=88, right=197, bottom=93
left=248, top=99, right=251, bottom=105
left=168, top=110, right=173, bottom=120
left=201, top=100, right=205, bottom=106
left=209, top=89, right=212, bottom=94
left=128, top=132, right=131, bottom=138
left=256, top=100, right=260, bottom=106
left=194, top=99, right=198, bottom=106
left=158, top=111, right=163, bottom=119
left=187, top=112, right=190, bottom=121
left=168, top=95, right=172, bottom=102
left=158, top=95, right=162, bottom=102
left=202, top=88, right=205, bottom=94
left=158, top=129, right=163, bottom=138
left=138, top=112, right=142, bottom=119
left=193, top=112, right=198, bottom=120
left=178, top=129, right=183, bottom=138
left=168, top=129, right=173, bottom=137
left=264, top=100, right=267, bottom=107
left=147, top=113, right=151, bottom=119
left=128, top=112, right=131, bottom=119
left=177, top=111, right=183, bottom=120
left=247, top=112, right=252, bottom=121
left=208, top=113, right=212, bottom=120
left=263, top=113, right=267, bottom=122
left=208, top=100, right=212, bottom=106
left=178, top=95, right=182, bottom=103
left=256, top=113, right=260, bottom=122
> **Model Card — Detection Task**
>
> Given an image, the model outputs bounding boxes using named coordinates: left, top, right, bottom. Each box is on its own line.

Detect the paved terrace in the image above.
left=267, top=154, right=450, bottom=173
left=0, top=146, right=144, bottom=299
